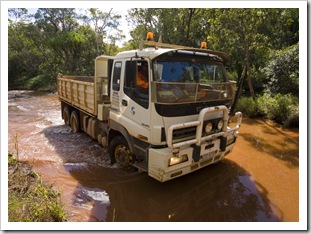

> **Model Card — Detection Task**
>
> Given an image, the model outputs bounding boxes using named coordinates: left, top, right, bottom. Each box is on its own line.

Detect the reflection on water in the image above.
left=65, top=160, right=279, bottom=222
left=8, top=91, right=299, bottom=222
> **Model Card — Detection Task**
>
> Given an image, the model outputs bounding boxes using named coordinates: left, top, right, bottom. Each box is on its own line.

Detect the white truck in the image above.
left=57, top=33, right=242, bottom=182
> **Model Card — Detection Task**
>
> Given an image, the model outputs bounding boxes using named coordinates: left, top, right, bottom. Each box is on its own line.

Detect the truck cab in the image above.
left=105, top=36, right=241, bottom=182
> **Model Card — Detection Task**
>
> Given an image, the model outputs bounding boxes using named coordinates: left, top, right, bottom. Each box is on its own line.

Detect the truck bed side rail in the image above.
left=57, top=75, right=96, bottom=115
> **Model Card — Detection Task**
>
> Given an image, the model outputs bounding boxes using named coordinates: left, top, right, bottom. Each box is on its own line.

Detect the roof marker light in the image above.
left=201, top=41, right=207, bottom=49
left=146, top=32, right=154, bottom=41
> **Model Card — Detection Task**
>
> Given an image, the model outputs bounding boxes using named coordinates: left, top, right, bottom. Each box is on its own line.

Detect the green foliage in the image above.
left=226, top=70, right=239, bottom=82
left=8, top=155, right=67, bottom=222
left=8, top=8, right=299, bottom=95
left=263, top=44, right=299, bottom=97
left=8, top=21, right=44, bottom=89
left=258, top=93, right=298, bottom=125
left=235, top=96, right=260, bottom=118
left=127, top=8, right=210, bottom=47
left=8, top=134, right=66, bottom=222
left=8, top=154, right=17, bottom=164
left=25, top=74, right=56, bottom=91
left=236, top=93, right=299, bottom=127
left=127, top=8, right=299, bottom=97
left=9, top=8, right=123, bottom=91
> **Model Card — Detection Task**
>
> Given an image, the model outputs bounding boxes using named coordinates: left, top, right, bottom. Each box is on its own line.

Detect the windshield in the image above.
left=152, top=59, right=236, bottom=104
left=153, top=61, right=227, bottom=83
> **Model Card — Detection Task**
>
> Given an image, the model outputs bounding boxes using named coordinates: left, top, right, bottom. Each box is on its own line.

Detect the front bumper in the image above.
left=148, top=106, right=242, bottom=182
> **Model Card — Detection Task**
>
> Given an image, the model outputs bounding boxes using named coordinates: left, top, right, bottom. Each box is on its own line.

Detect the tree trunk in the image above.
left=186, top=9, right=194, bottom=42
left=245, top=46, right=255, bottom=98
left=229, top=64, right=246, bottom=116
left=238, top=64, right=247, bottom=99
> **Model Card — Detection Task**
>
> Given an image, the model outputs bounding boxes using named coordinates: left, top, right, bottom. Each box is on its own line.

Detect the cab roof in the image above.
left=115, top=40, right=229, bottom=64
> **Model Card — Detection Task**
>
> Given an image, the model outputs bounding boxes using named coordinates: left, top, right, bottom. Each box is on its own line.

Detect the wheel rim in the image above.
left=114, top=145, right=132, bottom=167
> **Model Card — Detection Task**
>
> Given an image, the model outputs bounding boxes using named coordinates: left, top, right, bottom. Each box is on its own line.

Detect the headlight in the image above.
left=205, top=122, right=213, bottom=133
left=217, top=120, right=224, bottom=130
left=168, top=154, right=188, bottom=167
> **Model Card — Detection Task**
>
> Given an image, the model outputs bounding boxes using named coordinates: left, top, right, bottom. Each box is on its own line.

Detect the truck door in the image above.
left=121, top=60, right=151, bottom=141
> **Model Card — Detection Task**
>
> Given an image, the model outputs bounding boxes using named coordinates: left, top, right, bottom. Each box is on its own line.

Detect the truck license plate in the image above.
left=202, top=151, right=215, bottom=161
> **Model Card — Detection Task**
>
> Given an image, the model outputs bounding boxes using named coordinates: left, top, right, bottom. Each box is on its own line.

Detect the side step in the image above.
left=132, top=161, right=148, bottom=172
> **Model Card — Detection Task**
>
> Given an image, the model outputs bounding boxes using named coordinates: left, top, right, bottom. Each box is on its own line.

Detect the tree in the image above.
left=207, top=8, right=299, bottom=98
left=207, top=9, right=274, bottom=98
left=127, top=8, right=209, bottom=47
left=124, top=8, right=300, bottom=100
left=34, top=8, right=83, bottom=74
left=263, top=44, right=299, bottom=96
left=8, top=8, right=29, bottom=22
left=8, top=7, right=299, bottom=94
left=8, top=7, right=126, bottom=90
left=83, top=8, right=124, bottom=55
left=8, top=12, right=44, bottom=89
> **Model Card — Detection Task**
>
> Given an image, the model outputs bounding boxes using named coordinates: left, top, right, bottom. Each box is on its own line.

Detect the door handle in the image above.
left=122, top=99, right=128, bottom=106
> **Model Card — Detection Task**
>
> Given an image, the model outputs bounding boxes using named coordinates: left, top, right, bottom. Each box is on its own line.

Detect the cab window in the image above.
left=124, top=60, right=149, bottom=109
left=112, top=62, right=122, bottom=91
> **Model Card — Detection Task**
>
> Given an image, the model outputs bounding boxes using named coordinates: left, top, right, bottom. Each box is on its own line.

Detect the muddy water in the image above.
left=8, top=91, right=299, bottom=222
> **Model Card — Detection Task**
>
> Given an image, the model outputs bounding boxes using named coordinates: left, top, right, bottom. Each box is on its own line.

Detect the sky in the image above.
left=113, top=8, right=131, bottom=45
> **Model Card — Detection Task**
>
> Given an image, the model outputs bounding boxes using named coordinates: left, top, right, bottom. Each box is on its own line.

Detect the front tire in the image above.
left=108, top=135, right=134, bottom=168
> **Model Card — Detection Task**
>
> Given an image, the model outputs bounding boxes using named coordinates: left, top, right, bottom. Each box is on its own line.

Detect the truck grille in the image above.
left=172, top=118, right=223, bottom=142
left=173, top=126, right=197, bottom=141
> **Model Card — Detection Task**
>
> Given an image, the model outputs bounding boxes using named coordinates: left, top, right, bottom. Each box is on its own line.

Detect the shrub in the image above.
left=25, top=74, right=57, bottom=91
left=256, top=93, right=279, bottom=120
left=236, top=93, right=299, bottom=127
left=258, top=93, right=298, bottom=124
left=236, top=96, right=259, bottom=117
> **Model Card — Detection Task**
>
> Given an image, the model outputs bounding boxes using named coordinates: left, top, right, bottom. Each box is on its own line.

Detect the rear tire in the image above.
left=70, top=111, right=80, bottom=133
left=63, top=106, right=70, bottom=126
left=108, top=135, right=134, bottom=168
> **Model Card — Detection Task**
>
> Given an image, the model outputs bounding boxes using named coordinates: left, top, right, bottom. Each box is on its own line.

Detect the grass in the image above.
left=8, top=152, right=67, bottom=222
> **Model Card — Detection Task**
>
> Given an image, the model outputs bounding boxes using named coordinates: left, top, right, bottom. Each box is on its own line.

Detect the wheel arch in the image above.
left=108, top=120, right=135, bottom=155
